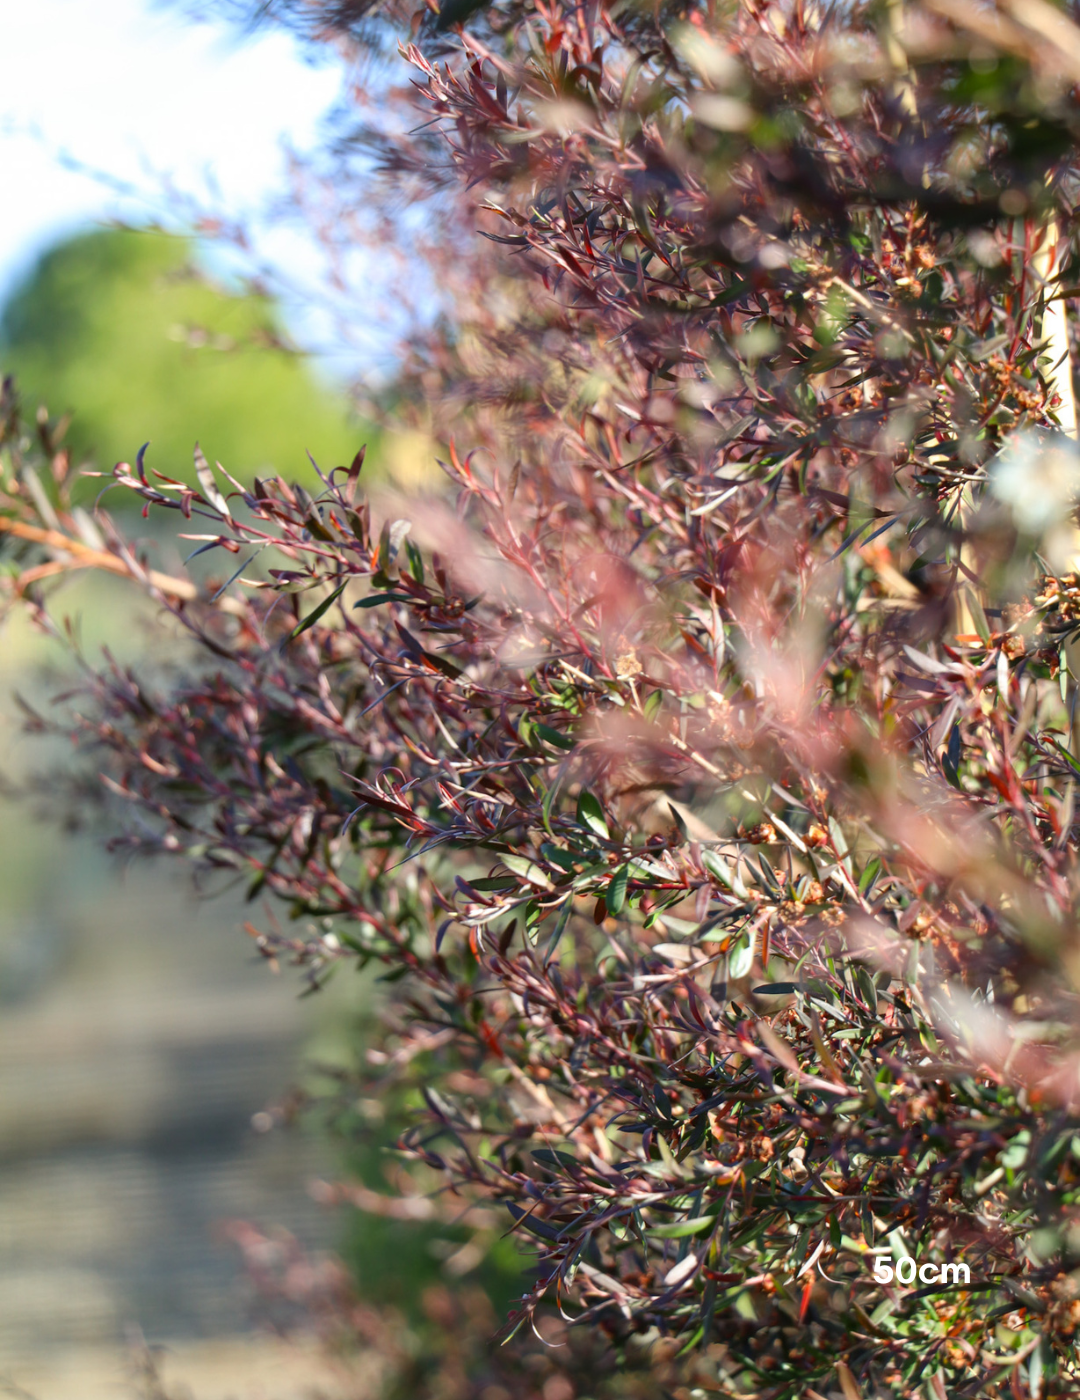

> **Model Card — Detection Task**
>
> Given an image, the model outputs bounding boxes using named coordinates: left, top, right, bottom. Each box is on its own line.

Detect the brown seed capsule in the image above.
left=751, top=1134, right=775, bottom=1162
left=615, top=645, right=642, bottom=679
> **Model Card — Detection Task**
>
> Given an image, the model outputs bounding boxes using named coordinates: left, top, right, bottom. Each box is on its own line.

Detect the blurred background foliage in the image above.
left=0, top=221, right=521, bottom=1396
left=0, top=226, right=371, bottom=496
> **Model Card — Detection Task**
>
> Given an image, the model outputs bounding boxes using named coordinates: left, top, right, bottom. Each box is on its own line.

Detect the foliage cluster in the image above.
left=1, top=229, right=362, bottom=494
left=9, top=1, right=1080, bottom=1397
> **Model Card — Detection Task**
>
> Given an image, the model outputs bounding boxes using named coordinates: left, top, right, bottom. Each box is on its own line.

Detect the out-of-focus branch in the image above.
left=0, top=515, right=245, bottom=616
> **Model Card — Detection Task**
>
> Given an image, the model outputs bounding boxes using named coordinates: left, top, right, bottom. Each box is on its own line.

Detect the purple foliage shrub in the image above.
left=8, top=1, right=1080, bottom=1394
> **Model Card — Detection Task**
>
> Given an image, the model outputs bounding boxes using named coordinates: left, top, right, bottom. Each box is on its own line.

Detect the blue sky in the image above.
left=0, top=0, right=353, bottom=360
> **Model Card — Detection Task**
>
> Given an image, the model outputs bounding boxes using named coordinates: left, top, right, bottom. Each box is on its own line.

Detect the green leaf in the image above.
left=643, top=894, right=683, bottom=929
left=405, top=538, right=425, bottom=583
left=754, top=851, right=782, bottom=896
left=643, top=689, right=664, bottom=721
left=1001, top=1130, right=1030, bottom=1170
left=1049, top=736, right=1080, bottom=777
left=942, top=723, right=962, bottom=788
left=854, top=965, right=878, bottom=1014
left=505, top=1202, right=561, bottom=1241
left=541, top=778, right=563, bottom=839
left=576, top=791, right=609, bottom=839
left=501, top=854, right=553, bottom=889
left=607, top=864, right=629, bottom=915
left=533, top=1147, right=578, bottom=1169
left=647, top=1214, right=718, bottom=1239
left=354, top=592, right=413, bottom=608
left=702, top=848, right=746, bottom=897
left=418, top=644, right=464, bottom=679
left=729, top=931, right=754, bottom=979
left=534, top=722, right=575, bottom=751
left=967, top=588, right=991, bottom=644
left=543, top=899, right=572, bottom=965
left=858, top=855, right=882, bottom=896
left=285, top=581, right=347, bottom=643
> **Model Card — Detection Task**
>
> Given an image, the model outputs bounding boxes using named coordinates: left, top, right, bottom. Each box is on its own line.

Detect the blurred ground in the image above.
left=0, top=861, right=335, bottom=1367
left=3, top=1335, right=366, bottom=1400
left=0, top=583, right=348, bottom=1395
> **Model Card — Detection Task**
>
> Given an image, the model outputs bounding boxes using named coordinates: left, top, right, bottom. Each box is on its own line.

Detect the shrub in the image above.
left=7, top=1, right=1080, bottom=1396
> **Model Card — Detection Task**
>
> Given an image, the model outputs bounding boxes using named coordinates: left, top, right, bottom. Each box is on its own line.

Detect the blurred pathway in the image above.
left=3, top=1335, right=364, bottom=1400
left=0, top=580, right=350, bottom=1396
left=0, top=847, right=338, bottom=1383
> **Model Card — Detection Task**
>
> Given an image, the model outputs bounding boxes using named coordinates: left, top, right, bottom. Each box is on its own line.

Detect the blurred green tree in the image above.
left=1, top=227, right=365, bottom=491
